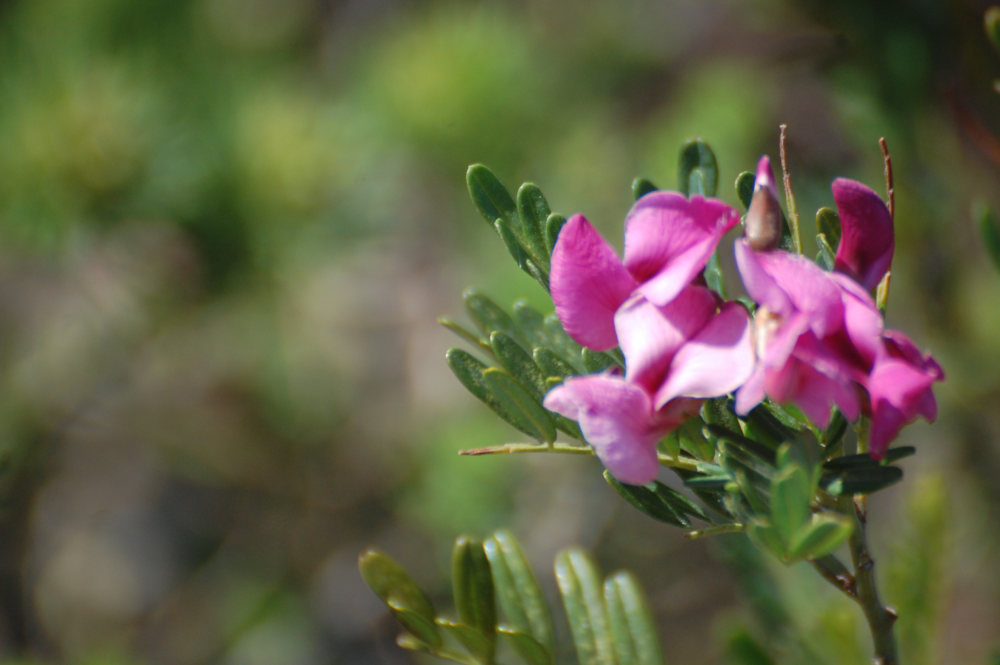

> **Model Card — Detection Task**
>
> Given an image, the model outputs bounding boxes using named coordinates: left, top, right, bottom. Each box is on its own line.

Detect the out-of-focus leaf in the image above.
left=482, top=368, right=556, bottom=443
left=452, top=536, right=496, bottom=659
left=823, top=446, right=915, bottom=471
left=517, top=182, right=552, bottom=264
left=986, top=7, right=1000, bottom=55
left=532, top=347, right=578, bottom=380
left=543, top=312, right=585, bottom=370
left=706, top=425, right=777, bottom=466
left=485, top=530, right=555, bottom=652
left=701, top=397, right=742, bottom=434
left=745, top=519, right=785, bottom=560
left=789, top=514, right=852, bottom=560
left=742, top=405, right=795, bottom=448
left=821, top=409, right=848, bottom=454
left=464, top=290, right=527, bottom=346
left=436, top=619, right=493, bottom=660
left=513, top=301, right=548, bottom=347
left=358, top=549, right=441, bottom=647
left=544, top=213, right=567, bottom=254
left=735, top=171, right=755, bottom=209
left=555, top=549, right=615, bottom=665
left=468, top=163, right=518, bottom=229
left=632, top=178, right=658, bottom=201
left=496, top=218, right=532, bottom=271
left=678, top=139, right=718, bottom=197
left=491, top=332, right=547, bottom=399
left=581, top=348, right=618, bottom=373
left=821, top=465, right=903, bottom=496
left=724, top=626, right=778, bottom=665
left=439, top=316, right=491, bottom=351
left=816, top=206, right=842, bottom=250
left=604, top=571, right=665, bottom=665
left=499, top=627, right=553, bottom=665
left=816, top=233, right=836, bottom=270
left=704, top=250, right=726, bottom=298
left=770, top=465, right=812, bottom=546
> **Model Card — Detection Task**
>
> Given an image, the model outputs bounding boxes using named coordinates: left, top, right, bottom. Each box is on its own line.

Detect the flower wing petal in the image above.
left=833, top=178, right=894, bottom=291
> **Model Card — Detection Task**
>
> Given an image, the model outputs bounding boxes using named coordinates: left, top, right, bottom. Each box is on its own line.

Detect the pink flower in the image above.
left=868, top=331, right=944, bottom=458
left=544, top=287, right=754, bottom=484
left=832, top=178, right=894, bottom=291
left=549, top=193, right=741, bottom=350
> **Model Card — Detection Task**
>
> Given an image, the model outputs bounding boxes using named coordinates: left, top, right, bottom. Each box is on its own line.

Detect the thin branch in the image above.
left=811, top=554, right=857, bottom=598
left=459, top=443, right=700, bottom=471
left=779, top=124, right=803, bottom=253
left=686, top=523, right=744, bottom=539
left=878, top=137, right=895, bottom=220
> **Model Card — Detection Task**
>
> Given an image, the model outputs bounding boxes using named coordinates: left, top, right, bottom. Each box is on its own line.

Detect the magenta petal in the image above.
left=543, top=375, right=664, bottom=484
left=615, top=288, right=716, bottom=391
left=754, top=155, right=779, bottom=198
left=831, top=273, right=883, bottom=366
left=735, top=240, right=843, bottom=337
left=769, top=358, right=859, bottom=428
left=832, top=178, right=894, bottom=291
left=735, top=365, right=767, bottom=415
left=550, top=214, right=638, bottom=350
left=624, top=192, right=740, bottom=306
left=654, top=302, right=754, bottom=407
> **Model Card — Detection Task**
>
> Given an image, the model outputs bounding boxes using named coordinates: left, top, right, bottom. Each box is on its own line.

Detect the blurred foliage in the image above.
left=0, top=0, right=995, bottom=664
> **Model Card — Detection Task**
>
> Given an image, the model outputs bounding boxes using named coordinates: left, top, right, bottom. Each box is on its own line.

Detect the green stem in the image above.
left=779, top=124, right=803, bottom=254
left=459, top=442, right=700, bottom=471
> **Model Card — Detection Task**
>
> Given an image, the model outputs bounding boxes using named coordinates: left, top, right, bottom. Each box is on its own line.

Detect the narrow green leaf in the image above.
left=498, top=627, right=553, bottom=665
left=789, top=514, right=853, bottom=560
left=816, top=233, right=836, bottom=270
left=742, top=405, right=795, bottom=448
left=735, top=171, right=755, bottom=209
left=816, top=206, right=842, bottom=250
left=464, top=290, right=526, bottom=346
left=581, top=348, right=618, bottom=373
left=823, top=446, right=915, bottom=471
left=542, top=312, right=584, bottom=366
left=555, top=549, right=615, bottom=665
left=745, top=519, right=787, bottom=561
left=725, top=626, right=778, bottom=665
left=678, top=139, right=718, bottom=197
left=468, top=164, right=518, bottom=229
left=491, top=332, right=548, bottom=400
left=705, top=425, right=777, bottom=467
left=396, top=632, right=432, bottom=652
left=482, top=368, right=557, bottom=443
left=703, top=250, right=726, bottom=298
left=986, top=7, right=1000, bottom=55
left=452, top=536, right=497, bottom=659
left=604, top=571, right=665, bottom=665
left=532, top=347, right=579, bottom=380
left=439, top=316, right=491, bottom=351
left=632, top=178, right=658, bottom=201
left=604, top=472, right=689, bottom=528
left=436, top=619, right=493, bottom=660
left=700, top=397, right=742, bottom=434
left=770, top=465, right=812, bottom=546
left=359, top=549, right=441, bottom=647
left=821, top=409, right=848, bottom=453
left=821, top=465, right=904, bottom=496
left=513, top=301, right=548, bottom=347
left=544, top=213, right=567, bottom=254
left=517, top=183, right=552, bottom=264
left=496, top=218, right=532, bottom=271
left=485, top=530, right=555, bottom=652
left=676, top=418, right=714, bottom=461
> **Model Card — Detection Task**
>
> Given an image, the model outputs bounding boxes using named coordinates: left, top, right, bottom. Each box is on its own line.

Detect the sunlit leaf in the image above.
left=678, top=138, right=718, bottom=197
left=555, top=549, right=616, bottom=665
left=499, top=627, right=553, bottom=665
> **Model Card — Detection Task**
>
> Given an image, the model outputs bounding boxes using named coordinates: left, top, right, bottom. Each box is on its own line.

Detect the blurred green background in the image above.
left=0, top=0, right=998, bottom=663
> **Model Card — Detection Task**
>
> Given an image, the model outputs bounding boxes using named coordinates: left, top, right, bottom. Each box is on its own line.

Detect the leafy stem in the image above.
left=459, top=442, right=700, bottom=472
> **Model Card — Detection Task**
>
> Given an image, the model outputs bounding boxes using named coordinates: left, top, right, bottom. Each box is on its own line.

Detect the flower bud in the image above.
left=745, top=182, right=783, bottom=251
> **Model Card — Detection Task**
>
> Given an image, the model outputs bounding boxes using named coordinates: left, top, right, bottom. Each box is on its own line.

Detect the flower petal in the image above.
left=543, top=375, right=665, bottom=484
left=550, top=214, right=638, bottom=350
left=832, top=178, right=894, bottom=291
left=615, top=287, right=717, bottom=391
left=624, top=192, right=740, bottom=306
left=654, top=302, right=754, bottom=407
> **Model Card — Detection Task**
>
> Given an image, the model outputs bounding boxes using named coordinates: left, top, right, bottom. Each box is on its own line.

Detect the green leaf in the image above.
left=821, top=465, right=903, bottom=496
left=513, top=301, right=548, bottom=348
left=770, top=465, right=812, bottom=546
left=517, top=183, right=552, bottom=265
left=789, top=514, right=853, bottom=560
left=496, top=218, right=533, bottom=272
left=678, top=139, right=719, bottom=197
left=542, top=312, right=585, bottom=367
left=706, top=424, right=778, bottom=466
left=604, top=571, right=665, bottom=665
left=742, top=405, right=795, bottom=448
left=485, top=530, right=555, bottom=652
left=491, top=332, right=548, bottom=400
left=464, top=290, right=526, bottom=346
left=555, top=549, right=616, bottom=665
left=745, top=519, right=786, bottom=560
left=735, top=171, right=755, bottom=209
left=986, top=7, right=1000, bottom=55
left=700, top=397, right=742, bottom=434
left=498, top=628, right=553, bottom=665
left=532, top=347, right=579, bottom=380
left=604, top=472, right=692, bottom=528
left=544, top=213, right=567, bottom=254
left=436, top=619, right=493, bottom=661
left=439, top=316, right=491, bottom=351
left=446, top=350, right=554, bottom=442
left=482, top=368, right=557, bottom=443
left=816, top=206, right=842, bottom=250
left=823, top=446, right=915, bottom=471
left=816, top=233, right=836, bottom=270
left=632, top=178, right=658, bottom=201
left=978, top=202, right=1000, bottom=273
left=452, top=536, right=497, bottom=659
left=724, top=626, right=778, bottom=665
left=581, top=348, right=618, bottom=373
left=821, top=409, right=848, bottom=454
left=468, top=164, right=518, bottom=230
left=703, top=250, right=726, bottom=298
left=358, top=549, right=442, bottom=647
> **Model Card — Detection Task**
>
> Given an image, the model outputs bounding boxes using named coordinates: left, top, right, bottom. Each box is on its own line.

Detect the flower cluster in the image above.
left=544, top=157, right=943, bottom=484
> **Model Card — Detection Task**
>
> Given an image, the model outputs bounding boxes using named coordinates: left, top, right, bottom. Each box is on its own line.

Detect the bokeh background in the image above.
left=0, top=0, right=998, bottom=663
